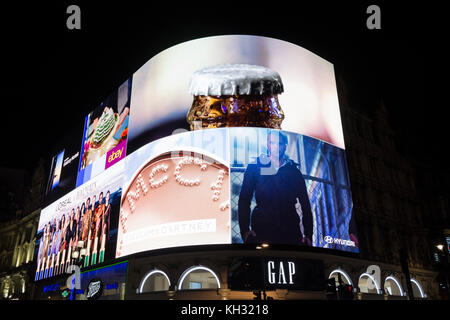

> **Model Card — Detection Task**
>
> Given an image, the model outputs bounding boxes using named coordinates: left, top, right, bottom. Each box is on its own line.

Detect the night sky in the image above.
left=1, top=2, right=432, bottom=177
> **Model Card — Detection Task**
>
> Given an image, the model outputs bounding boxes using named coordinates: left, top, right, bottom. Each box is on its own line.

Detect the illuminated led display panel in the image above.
left=43, top=78, right=132, bottom=206
left=35, top=35, right=358, bottom=281
left=118, top=35, right=358, bottom=256
left=44, top=128, right=84, bottom=207
left=35, top=162, right=124, bottom=281
left=37, top=78, right=132, bottom=281
left=77, top=78, right=132, bottom=187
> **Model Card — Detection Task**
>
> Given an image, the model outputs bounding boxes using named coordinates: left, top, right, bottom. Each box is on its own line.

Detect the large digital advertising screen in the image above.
left=118, top=34, right=357, bottom=256
left=77, top=78, right=132, bottom=187
left=117, top=129, right=231, bottom=257
left=43, top=78, right=132, bottom=207
left=36, top=34, right=358, bottom=281
left=35, top=161, right=124, bottom=281
left=126, top=35, right=345, bottom=153
left=43, top=121, right=85, bottom=207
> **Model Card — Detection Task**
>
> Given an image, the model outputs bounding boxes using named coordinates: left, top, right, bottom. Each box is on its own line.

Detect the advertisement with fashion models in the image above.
left=35, top=162, right=124, bottom=281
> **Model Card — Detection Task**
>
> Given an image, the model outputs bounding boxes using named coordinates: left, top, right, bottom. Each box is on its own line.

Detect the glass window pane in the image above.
left=180, top=269, right=219, bottom=290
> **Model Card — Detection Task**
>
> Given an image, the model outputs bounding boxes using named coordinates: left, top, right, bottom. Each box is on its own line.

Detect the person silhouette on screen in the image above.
left=238, top=131, right=313, bottom=246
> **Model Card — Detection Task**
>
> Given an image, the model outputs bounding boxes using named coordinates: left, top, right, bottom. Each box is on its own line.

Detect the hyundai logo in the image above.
left=324, top=236, right=333, bottom=244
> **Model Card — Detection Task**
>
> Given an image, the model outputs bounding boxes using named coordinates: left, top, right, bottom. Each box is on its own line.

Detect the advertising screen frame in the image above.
left=35, top=34, right=360, bottom=280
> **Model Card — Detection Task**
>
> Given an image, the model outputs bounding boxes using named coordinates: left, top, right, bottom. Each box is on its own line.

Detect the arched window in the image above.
left=329, top=269, right=353, bottom=286
left=177, top=266, right=220, bottom=290
left=139, top=270, right=171, bottom=293
left=358, top=273, right=382, bottom=294
left=384, top=276, right=404, bottom=296
left=410, top=278, right=426, bottom=298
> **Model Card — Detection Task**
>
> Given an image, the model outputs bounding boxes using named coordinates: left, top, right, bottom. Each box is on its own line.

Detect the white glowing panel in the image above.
left=128, top=35, right=345, bottom=149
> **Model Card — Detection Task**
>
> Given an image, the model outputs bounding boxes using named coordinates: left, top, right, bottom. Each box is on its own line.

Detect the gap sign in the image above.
left=267, top=260, right=296, bottom=285
left=228, top=257, right=324, bottom=291
left=263, top=258, right=324, bottom=290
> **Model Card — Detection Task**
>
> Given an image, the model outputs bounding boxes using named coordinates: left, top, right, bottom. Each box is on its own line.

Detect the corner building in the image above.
left=122, top=76, right=437, bottom=301
left=28, top=36, right=442, bottom=301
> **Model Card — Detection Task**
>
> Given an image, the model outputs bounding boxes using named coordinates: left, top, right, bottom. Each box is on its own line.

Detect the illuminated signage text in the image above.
left=267, top=260, right=296, bottom=285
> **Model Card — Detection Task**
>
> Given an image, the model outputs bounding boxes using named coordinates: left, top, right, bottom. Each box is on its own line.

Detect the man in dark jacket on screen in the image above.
left=238, top=131, right=313, bottom=246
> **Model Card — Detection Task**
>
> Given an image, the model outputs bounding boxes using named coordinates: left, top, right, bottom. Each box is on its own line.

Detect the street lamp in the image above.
left=256, top=243, right=269, bottom=250
left=437, top=244, right=444, bottom=251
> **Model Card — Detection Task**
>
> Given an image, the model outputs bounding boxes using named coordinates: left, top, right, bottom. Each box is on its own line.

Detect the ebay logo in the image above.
left=105, top=140, right=127, bottom=170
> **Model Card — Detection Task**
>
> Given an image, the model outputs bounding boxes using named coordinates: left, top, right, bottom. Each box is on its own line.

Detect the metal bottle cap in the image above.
left=188, top=64, right=284, bottom=96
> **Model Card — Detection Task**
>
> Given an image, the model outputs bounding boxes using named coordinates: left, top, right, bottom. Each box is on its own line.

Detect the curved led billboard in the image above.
left=36, top=34, right=358, bottom=281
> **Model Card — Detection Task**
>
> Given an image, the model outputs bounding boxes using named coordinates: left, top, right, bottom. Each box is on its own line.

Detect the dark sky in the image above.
left=1, top=2, right=432, bottom=176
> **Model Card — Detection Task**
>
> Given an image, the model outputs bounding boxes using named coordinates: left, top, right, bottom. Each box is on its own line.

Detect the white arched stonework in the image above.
left=177, top=265, right=221, bottom=290
left=358, top=273, right=382, bottom=294
left=139, top=269, right=171, bottom=293
left=410, top=278, right=426, bottom=298
left=329, top=269, right=353, bottom=286
left=384, top=276, right=405, bottom=296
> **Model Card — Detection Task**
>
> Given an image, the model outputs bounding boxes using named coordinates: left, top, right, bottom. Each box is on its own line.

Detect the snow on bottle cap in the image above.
left=188, top=64, right=284, bottom=96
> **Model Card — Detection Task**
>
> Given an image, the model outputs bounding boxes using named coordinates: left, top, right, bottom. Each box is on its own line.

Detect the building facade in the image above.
left=119, top=76, right=441, bottom=300
left=0, top=209, right=40, bottom=299
left=1, top=77, right=444, bottom=301
left=0, top=160, right=45, bottom=300
left=30, top=75, right=443, bottom=301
